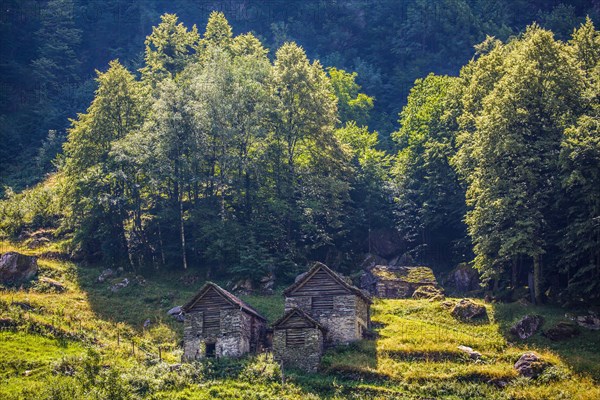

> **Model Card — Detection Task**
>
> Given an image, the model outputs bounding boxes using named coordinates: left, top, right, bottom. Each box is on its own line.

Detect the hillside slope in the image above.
left=1, top=242, right=599, bottom=399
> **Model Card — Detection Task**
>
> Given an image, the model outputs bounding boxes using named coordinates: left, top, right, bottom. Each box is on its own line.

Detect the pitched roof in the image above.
left=283, top=262, right=371, bottom=303
left=272, top=308, right=326, bottom=331
left=182, top=282, right=266, bottom=321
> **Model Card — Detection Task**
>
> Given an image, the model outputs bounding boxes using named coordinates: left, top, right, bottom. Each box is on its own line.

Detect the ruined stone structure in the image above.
left=284, top=262, right=371, bottom=346
left=272, top=308, right=326, bottom=372
left=360, top=265, right=439, bottom=298
left=182, top=282, right=266, bottom=360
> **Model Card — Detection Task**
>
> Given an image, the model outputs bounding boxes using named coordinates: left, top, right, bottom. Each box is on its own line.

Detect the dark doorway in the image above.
left=205, top=342, right=216, bottom=358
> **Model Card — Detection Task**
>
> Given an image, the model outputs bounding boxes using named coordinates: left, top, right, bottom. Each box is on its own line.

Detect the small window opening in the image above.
left=205, top=342, right=216, bottom=358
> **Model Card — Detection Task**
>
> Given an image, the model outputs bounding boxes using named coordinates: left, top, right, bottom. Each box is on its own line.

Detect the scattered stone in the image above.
left=167, top=306, right=184, bottom=322
left=110, top=278, right=129, bottom=292
left=27, top=237, right=50, bottom=249
left=143, top=319, right=151, bottom=329
left=446, top=263, right=480, bottom=293
left=360, top=253, right=388, bottom=270
left=544, top=321, right=580, bottom=341
left=576, top=314, right=600, bottom=330
left=231, top=278, right=253, bottom=294
left=514, top=352, right=548, bottom=378
left=0, top=317, right=17, bottom=328
left=23, top=370, right=32, bottom=377
left=38, top=277, right=67, bottom=293
left=361, top=265, right=439, bottom=298
left=0, top=252, right=38, bottom=284
left=412, top=285, right=445, bottom=301
left=169, top=363, right=182, bottom=372
left=134, top=275, right=146, bottom=286
left=457, top=345, right=482, bottom=360
left=450, top=299, right=488, bottom=322
left=11, top=301, right=34, bottom=311
left=260, top=273, right=275, bottom=292
left=97, top=268, right=114, bottom=283
left=510, top=315, right=544, bottom=340
left=440, top=300, right=456, bottom=310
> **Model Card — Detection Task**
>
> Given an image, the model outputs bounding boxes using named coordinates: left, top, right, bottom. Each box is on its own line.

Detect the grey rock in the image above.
left=368, top=228, right=403, bottom=258
left=447, top=263, right=480, bottom=293
left=451, top=299, right=488, bottom=321
left=544, top=321, right=580, bottom=341
left=514, top=352, right=548, bottom=378
left=110, top=278, right=129, bottom=292
left=457, top=345, right=482, bottom=360
left=510, top=315, right=544, bottom=339
left=97, top=268, right=114, bottom=283
left=39, top=277, right=67, bottom=293
left=0, top=252, right=38, bottom=284
left=576, top=314, right=600, bottom=330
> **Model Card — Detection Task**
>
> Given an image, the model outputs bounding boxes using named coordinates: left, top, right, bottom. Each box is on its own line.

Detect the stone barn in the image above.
left=272, top=308, right=326, bottom=372
left=283, top=262, right=371, bottom=346
left=181, top=282, right=266, bottom=360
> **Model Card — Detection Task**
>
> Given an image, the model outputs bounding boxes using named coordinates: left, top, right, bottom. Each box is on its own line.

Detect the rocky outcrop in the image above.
left=450, top=299, right=488, bottom=322
left=458, top=345, right=482, bottom=360
left=514, top=352, right=548, bottom=378
left=38, top=277, right=67, bottom=293
left=0, top=252, right=38, bottom=284
left=368, top=228, right=403, bottom=258
left=361, top=265, right=439, bottom=298
left=446, top=263, right=480, bottom=293
left=575, top=313, right=600, bottom=330
left=412, top=285, right=444, bottom=301
left=544, top=321, right=580, bottom=341
left=510, top=315, right=544, bottom=339
left=110, top=278, right=130, bottom=293
left=97, top=268, right=115, bottom=283
left=167, top=306, right=184, bottom=322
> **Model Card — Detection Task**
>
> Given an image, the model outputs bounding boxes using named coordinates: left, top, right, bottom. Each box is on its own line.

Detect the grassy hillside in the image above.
left=1, top=242, right=599, bottom=399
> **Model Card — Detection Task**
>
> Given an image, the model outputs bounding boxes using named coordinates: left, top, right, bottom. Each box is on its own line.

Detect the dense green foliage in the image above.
left=2, top=5, right=600, bottom=304
left=2, top=0, right=598, bottom=188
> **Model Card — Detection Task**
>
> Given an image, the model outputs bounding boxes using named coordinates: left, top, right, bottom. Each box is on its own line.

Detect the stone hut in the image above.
left=181, top=282, right=267, bottom=360
left=360, top=265, right=439, bottom=298
left=272, top=308, right=326, bottom=372
left=283, top=262, right=371, bottom=346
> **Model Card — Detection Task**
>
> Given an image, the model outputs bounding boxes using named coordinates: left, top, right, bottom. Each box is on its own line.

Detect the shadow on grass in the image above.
left=492, top=302, right=600, bottom=381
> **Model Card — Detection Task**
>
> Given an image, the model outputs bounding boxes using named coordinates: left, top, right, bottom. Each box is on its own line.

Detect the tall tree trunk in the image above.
left=179, top=191, right=188, bottom=270
left=533, top=254, right=543, bottom=305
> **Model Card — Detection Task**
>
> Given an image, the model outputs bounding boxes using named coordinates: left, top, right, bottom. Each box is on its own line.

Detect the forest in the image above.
left=1, top=0, right=600, bottom=307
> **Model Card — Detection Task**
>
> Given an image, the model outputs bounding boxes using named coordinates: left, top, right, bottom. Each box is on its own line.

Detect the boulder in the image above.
left=232, top=278, right=253, bottom=294
left=447, top=263, right=480, bottom=293
left=451, top=299, right=488, bottom=321
left=575, top=314, right=600, bottom=330
left=514, top=352, right=548, bottom=378
left=510, top=315, right=544, bottom=340
left=368, top=228, right=403, bottom=258
left=110, top=278, right=130, bottom=293
left=167, top=306, right=184, bottom=322
left=0, top=252, right=38, bottom=284
left=260, top=273, right=275, bottom=292
left=38, top=277, right=67, bottom=293
left=457, top=345, right=482, bottom=360
left=97, top=269, right=114, bottom=283
left=360, top=253, right=388, bottom=270
left=412, top=285, right=444, bottom=301
left=544, top=321, right=580, bottom=341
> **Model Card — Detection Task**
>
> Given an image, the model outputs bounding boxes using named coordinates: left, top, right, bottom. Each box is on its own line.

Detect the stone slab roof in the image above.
left=182, top=281, right=266, bottom=321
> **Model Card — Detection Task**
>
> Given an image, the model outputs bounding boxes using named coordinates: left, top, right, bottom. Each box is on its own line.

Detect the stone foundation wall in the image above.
left=183, top=309, right=257, bottom=360
left=273, top=327, right=323, bottom=372
left=285, top=294, right=363, bottom=345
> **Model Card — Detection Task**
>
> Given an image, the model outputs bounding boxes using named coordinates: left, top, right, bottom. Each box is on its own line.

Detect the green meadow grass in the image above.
left=1, top=240, right=600, bottom=399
